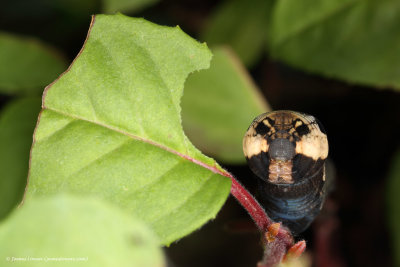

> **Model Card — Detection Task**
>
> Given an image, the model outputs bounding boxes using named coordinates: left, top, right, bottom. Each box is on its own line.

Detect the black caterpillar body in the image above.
left=243, top=110, right=329, bottom=234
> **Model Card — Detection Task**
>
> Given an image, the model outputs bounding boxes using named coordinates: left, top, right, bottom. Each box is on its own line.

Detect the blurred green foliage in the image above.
left=387, top=150, right=400, bottom=266
left=203, top=0, right=400, bottom=91
left=202, top=0, right=274, bottom=67
left=103, top=0, right=159, bottom=13
left=0, top=97, right=41, bottom=220
left=182, top=46, right=270, bottom=163
left=0, top=194, right=165, bottom=267
left=269, top=0, right=400, bottom=90
left=0, top=32, right=67, bottom=95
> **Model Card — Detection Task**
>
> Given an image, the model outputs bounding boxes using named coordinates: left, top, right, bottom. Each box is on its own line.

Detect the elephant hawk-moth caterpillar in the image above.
left=243, top=110, right=329, bottom=234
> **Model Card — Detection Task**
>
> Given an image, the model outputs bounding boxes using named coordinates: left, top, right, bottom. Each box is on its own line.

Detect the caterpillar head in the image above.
left=243, top=111, right=328, bottom=184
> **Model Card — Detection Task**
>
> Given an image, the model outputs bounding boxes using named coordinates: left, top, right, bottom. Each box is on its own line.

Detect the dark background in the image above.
left=1, top=0, right=399, bottom=266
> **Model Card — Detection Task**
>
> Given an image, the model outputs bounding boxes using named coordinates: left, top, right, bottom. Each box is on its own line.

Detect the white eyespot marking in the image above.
left=243, top=134, right=268, bottom=158
left=295, top=123, right=328, bottom=160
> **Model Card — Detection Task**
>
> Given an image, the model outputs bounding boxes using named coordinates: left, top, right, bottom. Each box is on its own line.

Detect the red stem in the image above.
left=230, top=177, right=271, bottom=231
left=228, top=174, right=302, bottom=267
left=185, top=159, right=301, bottom=267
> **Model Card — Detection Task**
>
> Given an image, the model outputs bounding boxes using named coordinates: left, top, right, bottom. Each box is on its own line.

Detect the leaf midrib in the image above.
left=41, top=106, right=230, bottom=179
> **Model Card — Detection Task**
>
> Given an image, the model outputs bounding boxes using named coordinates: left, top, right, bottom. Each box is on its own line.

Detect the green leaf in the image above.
left=26, top=14, right=231, bottom=245
left=202, top=0, right=274, bottom=67
left=103, top=0, right=159, bottom=13
left=0, top=97, right=41, bottom=220
left=387, top=150, right=400, bottom=266
left=182, top=47, right=271, bottom=163
left=0, top=32, right=67, bottom=95
left=0, top=194, right=165, bottom=267
left=269, top=0, right=400, bottom=90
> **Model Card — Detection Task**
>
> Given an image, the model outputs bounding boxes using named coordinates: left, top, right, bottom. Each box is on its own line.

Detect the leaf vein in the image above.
left=35, top=119, right=76, bottom=143
left=67, top=138, right=132, bottom=179
left=43, top=106, right=228, bottom=179
left=149, top=172, right=213, bottom=224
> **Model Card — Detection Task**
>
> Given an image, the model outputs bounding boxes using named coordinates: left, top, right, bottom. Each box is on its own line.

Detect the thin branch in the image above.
left=230, top=177, right=271, bottom=231
left=228, top=174, right=305, bottom=267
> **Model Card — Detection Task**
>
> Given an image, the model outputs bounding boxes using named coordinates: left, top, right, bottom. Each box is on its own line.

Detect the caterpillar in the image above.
left=243, top=110, right=329, bottom=234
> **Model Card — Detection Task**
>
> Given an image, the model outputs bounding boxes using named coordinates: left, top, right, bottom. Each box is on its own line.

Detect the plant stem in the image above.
left=227, top=173, right=304, bottom=267
left=230, top=177, right=271, bottom=231
left=200, top=163, right=303, bottom=267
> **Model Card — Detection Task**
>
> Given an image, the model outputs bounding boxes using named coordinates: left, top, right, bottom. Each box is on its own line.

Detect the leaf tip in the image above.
left=283, top=240, right=306, bottom=263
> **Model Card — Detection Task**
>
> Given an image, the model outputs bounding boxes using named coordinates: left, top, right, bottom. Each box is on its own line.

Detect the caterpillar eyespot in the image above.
left=243, top=110, right=329, bottom=234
